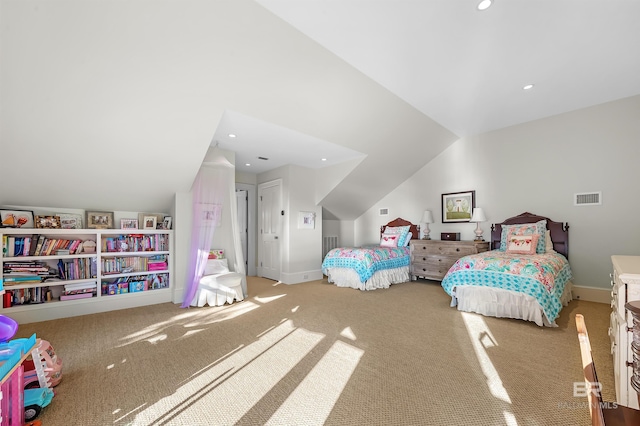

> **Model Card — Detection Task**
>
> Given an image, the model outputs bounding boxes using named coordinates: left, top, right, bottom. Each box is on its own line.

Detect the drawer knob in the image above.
left=422, top=257, right=427, bottom=261
left=438, top=259, right=441, bottom=262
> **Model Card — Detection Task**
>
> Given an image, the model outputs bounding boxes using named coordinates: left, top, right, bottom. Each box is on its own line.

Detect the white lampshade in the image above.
left=421, top=210, right=434, bottom=224
left=470, top=208, right=487, bottom=223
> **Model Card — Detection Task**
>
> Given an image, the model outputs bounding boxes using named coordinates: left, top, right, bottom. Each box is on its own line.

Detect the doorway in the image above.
left=258, top=179, right=282, bottom=281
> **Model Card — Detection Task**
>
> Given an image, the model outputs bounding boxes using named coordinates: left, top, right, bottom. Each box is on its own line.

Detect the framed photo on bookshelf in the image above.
left=35, top=215, right=62, bottom=229
left=138, top=212, right=164, bottom=229
left=143, top=216, right=157, bottom=230
left=0, top=209, right=35, bottom=228
left=86, top=211, right=114, bottom=229
left=162, top=216, right=172, bottom=230
left=120, top=219, right=138, bottom=230
left=57, top=213, right=83, bottom=229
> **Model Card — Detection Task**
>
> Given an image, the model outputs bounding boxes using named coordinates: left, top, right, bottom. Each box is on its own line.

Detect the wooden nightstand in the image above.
left=410, top=240, right=490, bottom=281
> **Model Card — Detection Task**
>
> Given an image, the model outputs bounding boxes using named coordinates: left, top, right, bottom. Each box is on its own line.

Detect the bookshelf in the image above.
left=0, top=228, right=173, bottom=324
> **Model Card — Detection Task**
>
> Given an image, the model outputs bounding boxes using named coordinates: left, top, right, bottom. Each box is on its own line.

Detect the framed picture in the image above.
left=0, top=209, right=35, bottom=228
left=143, top=216, right=157, bottom=230
left=86, top=211, right=114, bottom=229
left=121, top=219, right=138, bottom=230
left=35, top=215, right=62, bottom=229
left=162, top=216, right=172, bottom=230
left=57, top=213, right=83, bottom=229
left=442, top=190, right=476, bottom=223
left=138, top=213, right=164, bottom=229
left=298, top=211, right=316, bottom=229
left=198, top=203, right=222, bottom=225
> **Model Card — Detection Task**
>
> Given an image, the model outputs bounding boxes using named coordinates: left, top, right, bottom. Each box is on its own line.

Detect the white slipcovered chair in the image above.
left=190, top=258, right=244, bottom=307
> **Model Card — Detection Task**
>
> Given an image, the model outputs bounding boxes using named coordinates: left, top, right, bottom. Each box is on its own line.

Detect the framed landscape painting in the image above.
left=442, top=190, right=475, bottom=223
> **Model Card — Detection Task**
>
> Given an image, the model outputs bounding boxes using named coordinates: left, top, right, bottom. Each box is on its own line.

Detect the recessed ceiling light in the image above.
left=321, top=158, right=327, bottom=162
left=523, top=84, right=535, bottom=90
left=228, top=133, right=236, bottom=138
left=477, top=0, right=493, bottom=11
left=245, top=163, right=251, bottom=167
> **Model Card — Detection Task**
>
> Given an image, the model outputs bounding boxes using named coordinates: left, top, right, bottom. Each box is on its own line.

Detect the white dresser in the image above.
left=610, top=255, right=640, bottom=409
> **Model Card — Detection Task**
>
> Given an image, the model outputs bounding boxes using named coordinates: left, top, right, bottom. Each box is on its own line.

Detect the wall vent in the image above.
left=574, top=191, right=602, bottom=206
left=379, top=208, right=389, bottom=216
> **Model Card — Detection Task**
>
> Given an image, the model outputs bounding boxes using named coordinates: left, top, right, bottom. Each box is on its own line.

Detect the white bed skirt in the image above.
left=326, top=267, right=410, bottom=291
left=451, top=280, right=573, bottom=327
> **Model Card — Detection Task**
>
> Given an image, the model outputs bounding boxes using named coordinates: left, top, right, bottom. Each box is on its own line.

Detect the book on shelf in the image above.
left=33, top=235, right=46, bottom=256
left=59, top=292, right=94, bottom=301
left=28, top=234, right=39, bottom=256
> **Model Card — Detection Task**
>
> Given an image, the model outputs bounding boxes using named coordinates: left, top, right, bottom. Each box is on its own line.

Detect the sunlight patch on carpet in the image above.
left=461, top=312, right=512, bottom=405
left=266, top=340, right=363, bottom=425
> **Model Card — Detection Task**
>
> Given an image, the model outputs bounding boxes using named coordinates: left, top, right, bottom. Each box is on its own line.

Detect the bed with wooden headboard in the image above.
left=441, top=212, right=573, bottom=326
left=321, top=217, right=420, bottom=291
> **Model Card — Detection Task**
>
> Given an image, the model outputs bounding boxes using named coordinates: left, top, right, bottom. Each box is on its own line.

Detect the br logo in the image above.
left=574, top=381, right=602, bottom=398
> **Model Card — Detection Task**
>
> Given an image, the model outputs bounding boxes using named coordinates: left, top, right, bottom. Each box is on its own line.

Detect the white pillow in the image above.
left=403, top=232, right=413, bottom=246
left=545, top=230, right=555, bottom=253
left=204, top=258, right=229, bottom=275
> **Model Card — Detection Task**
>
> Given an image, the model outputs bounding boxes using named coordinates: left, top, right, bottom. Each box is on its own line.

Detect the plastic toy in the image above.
left=23, top=339, right=63, bottom=388
left=23, top=386, right=54, bottom=422
left=0, top=314, right=18, bottom=343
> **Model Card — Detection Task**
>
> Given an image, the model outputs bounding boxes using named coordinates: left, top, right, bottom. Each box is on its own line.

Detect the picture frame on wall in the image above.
left=441, top=190, right=476, bottom=223
left=0, top=209, right=35, bottom=228
left=35, top=215, right=62, bottom=229
left=86, top=211, right=114, bottom=229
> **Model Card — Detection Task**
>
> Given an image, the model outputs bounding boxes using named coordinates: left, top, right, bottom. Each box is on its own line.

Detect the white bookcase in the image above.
left=1, top=228, right=173, bottom=324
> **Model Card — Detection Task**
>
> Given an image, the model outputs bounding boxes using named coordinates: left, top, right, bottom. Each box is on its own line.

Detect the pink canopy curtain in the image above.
left=181, top=158, right=228, bottom=307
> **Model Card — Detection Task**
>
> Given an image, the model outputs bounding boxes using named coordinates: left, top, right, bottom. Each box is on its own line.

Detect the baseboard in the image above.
left=280, top=270, right=323, bottom=285
left=571, top=285, right=610, bottom=304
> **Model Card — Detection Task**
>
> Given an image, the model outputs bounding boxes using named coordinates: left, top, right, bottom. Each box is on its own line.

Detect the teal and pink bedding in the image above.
left=441, top=250, right=572, bottom=324
left=322, top=246, right=410, bottom=284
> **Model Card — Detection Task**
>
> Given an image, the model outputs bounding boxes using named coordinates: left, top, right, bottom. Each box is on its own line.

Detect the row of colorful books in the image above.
left=1, top=235, right=86, bottom=257
left=102, top=234, right=169, bottom=253
left=57, top=258, right=97, bottom=280
left=101, top=255, right=168, bottom=274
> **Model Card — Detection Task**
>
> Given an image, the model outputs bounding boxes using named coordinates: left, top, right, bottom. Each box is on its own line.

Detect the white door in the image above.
left=258, top=180, right=282, bottom=281
left=236, top=189, right=248, bottom=274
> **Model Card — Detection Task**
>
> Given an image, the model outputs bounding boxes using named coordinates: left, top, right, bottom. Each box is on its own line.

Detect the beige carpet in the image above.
left=14, top=277, right=614, bottom=425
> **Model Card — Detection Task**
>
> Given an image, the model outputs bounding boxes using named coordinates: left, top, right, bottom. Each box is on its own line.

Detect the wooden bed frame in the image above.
left=490, top=212, right=569, bottom=258
left=380, top=217, right=420, bottom=243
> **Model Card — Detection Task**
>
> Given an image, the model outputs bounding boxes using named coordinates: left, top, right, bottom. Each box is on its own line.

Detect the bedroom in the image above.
left=2, top=1, right=640, bottom=424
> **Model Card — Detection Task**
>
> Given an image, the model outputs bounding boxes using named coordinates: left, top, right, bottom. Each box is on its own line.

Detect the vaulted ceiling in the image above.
left=2, top=1, right=639, bottom=220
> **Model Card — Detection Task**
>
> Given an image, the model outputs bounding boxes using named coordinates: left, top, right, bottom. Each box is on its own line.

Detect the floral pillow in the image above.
left=383, top=225, right=411, bottom=246
left=380, top=234, right=400, bottom=248
left=505, top=232, right=539, bottom=255
left=499, top=219, right=547, bottom=254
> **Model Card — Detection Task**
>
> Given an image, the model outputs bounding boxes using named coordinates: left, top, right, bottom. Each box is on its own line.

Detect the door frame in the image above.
left=258, top=179, right=283, bottom=280
left=236, top=183, right=256, bottom=276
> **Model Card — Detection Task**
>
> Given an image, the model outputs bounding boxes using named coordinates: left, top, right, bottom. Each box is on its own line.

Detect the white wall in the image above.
left=258, top=165, right=323, bottom=284
left=356, top=95, right=640, bottom=290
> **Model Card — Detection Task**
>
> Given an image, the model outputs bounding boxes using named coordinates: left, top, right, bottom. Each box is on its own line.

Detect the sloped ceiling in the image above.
left=3, top=1, right=639, bottom=220
left=1, top=0, right=455, bottom=219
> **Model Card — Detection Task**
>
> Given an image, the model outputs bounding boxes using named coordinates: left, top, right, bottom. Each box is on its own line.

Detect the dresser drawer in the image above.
left=411, top=263, right=449, bottom=281
left=412, top=242, right=478, bottom=256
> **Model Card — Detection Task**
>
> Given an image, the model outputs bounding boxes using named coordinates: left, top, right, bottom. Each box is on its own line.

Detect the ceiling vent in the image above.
left=574, top=191, right=602, bottom=206
left=379, top=208, right=389, bottom=216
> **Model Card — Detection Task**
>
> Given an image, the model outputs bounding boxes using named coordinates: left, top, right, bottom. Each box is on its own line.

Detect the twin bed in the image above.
left=322, top=212, right=573, bottom=327
left=321, top=218, right=419, bottom=291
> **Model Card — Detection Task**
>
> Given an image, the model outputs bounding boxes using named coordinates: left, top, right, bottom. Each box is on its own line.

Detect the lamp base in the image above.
left=474, top=223, right=484, bottom=241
